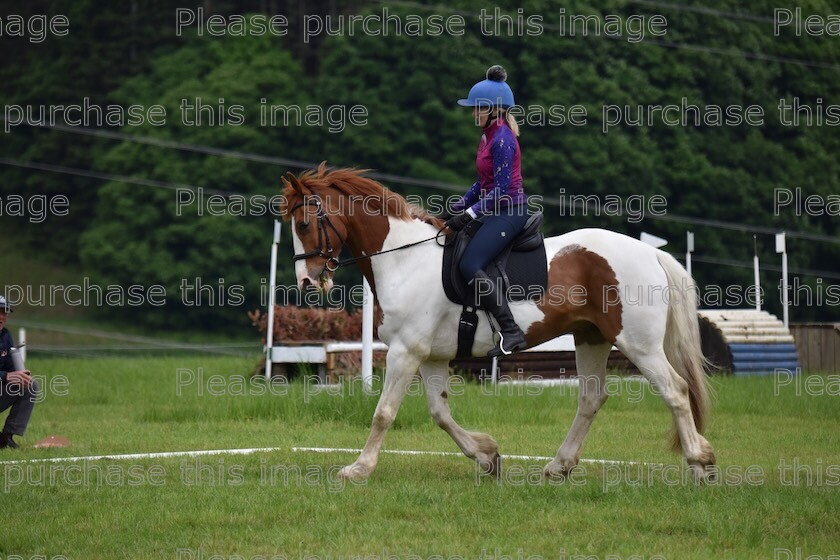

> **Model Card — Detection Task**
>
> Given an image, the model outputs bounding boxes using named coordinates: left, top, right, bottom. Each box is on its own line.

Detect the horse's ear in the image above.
left=285, top=171, right=310, bottom=195
left=280, top=173, right=292, bottom=191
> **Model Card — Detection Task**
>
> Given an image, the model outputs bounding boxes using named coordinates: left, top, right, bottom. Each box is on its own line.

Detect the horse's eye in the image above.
left=298, top=221, right=310, bottom=232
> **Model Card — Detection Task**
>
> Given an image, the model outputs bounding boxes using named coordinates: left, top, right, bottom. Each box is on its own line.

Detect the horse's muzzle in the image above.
left=298, top=273, right=333, bottom=293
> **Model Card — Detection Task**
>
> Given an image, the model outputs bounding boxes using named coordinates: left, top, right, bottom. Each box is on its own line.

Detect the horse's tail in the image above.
left=656, top=250, right=710, bottom=451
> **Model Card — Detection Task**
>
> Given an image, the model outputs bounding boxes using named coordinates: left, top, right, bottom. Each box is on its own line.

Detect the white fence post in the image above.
left=361, top=276, right=374, bottom=393
left=776, top=232, right=789, bottom=328
left=18, top=328, right=26, bottom=362
left=265, top=220, right=281, bottom=381
left=753, top=236, right=761, bottom=312
left=686, top=231, right=694, bottom=277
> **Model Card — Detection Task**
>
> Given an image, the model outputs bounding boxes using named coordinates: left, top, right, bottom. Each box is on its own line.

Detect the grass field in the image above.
left=1, top=356, right=838, bottom=560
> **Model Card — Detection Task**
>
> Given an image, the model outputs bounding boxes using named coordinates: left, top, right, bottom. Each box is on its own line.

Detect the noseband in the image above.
left=291, top=194, right=345, bottom=273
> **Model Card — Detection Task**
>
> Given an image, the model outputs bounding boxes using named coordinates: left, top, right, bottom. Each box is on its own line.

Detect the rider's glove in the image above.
left=445, top=212, right=474, bottom=232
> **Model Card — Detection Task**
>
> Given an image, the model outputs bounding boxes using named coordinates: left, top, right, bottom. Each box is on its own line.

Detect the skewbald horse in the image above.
left=280, top=163, right=716, bottom=482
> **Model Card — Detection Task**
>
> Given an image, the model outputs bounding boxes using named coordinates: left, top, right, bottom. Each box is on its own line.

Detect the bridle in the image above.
left=290, top=194, right=345, bottom=274
left=290, top=193, right=448, bottom=279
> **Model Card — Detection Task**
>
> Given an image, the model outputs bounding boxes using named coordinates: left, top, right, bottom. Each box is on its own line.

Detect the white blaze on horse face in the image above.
left=291, top=217, right=308, bottom=284
left=291, top=216, right=334, bottom=292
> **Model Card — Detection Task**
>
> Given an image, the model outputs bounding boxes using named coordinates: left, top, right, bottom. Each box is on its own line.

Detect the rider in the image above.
left=444, top=65, right=530, bottom=357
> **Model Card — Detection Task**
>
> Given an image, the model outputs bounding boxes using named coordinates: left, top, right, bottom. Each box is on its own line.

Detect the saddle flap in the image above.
left=511, top=213, right=544, bottom=251
left=442, top=213, right=547, bottom=307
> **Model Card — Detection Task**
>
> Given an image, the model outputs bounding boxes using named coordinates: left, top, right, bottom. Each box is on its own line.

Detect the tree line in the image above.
left=1, top=0, right=838, bottom=329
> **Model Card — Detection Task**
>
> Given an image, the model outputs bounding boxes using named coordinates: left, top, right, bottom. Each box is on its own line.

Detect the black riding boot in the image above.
left=472, top=270, right=527, bottom=357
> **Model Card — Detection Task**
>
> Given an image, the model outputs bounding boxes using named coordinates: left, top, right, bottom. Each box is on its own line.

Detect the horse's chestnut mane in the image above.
left=280, top=162, right=443, bottom=228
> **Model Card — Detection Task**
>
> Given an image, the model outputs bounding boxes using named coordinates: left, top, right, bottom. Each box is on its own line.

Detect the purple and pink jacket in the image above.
left=452, top=118, right=526, bottom=217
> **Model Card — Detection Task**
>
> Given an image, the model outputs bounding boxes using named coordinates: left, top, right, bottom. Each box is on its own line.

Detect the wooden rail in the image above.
left=790, top=323, right=840, bottom=374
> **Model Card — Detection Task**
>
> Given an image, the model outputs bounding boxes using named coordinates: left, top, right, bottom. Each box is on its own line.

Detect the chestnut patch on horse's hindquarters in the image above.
left=573, top=322, right=608, bottom=346
left=524, top=244, right=623, bottom=346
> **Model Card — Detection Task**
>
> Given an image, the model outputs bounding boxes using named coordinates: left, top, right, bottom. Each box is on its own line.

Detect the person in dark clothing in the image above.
left=0, top=294, right=38, bottom=449
left=445, top=65, right=530, bottom=357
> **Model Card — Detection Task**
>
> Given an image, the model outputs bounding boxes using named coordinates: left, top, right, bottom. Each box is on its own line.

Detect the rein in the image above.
left=333, top=233, right=445, bottom=270
left=290, top=193, right=449, bottom=275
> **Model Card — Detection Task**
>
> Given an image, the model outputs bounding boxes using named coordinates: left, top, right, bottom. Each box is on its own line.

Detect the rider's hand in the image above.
left=5, top=371, right=32, bottom=388
left=444, top=212, right=473, bottom=232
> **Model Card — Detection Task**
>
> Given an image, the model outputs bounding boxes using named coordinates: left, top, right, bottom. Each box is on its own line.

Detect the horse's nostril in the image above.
left=300, top=276, right=318, bottom=292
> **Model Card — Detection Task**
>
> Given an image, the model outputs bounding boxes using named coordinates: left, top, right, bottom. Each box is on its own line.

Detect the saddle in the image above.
left=442, top=212, right=548, bottom=357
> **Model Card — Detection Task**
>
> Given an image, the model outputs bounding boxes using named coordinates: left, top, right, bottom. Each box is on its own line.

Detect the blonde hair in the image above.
left=505, top=111, right=520, bottom=136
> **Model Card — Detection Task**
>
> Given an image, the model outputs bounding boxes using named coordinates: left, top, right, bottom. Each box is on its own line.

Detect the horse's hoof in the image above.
left=543, top=460, right=576, bottom=480
left=688, top=463, right=705, bottom=484
left=687, top=442, right=717, bottom=485
left=705, top=465, right=718, bottom=483
left=687, top=460, right=717, bottom=484
left=338, top=463, right=371, bottom=482
left=481, top=453, right=502, bottom=479
left=688, top=461, right=718, bottom=484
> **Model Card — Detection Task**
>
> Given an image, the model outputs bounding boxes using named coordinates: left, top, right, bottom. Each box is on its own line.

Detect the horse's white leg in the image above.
left=338, top=342, right=422, bottom=481
left=626, top=349, right=715, bottom=481
left=419, top=361, right=500, bottom=477
left=544, top=340, right=611, bottom=479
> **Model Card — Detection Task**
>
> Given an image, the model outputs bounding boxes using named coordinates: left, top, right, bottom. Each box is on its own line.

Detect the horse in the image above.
left=279, top=163, right=716, bottom=482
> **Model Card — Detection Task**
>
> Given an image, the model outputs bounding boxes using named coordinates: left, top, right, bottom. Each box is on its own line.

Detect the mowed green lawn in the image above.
left=1, top=356, right=838, bottom=560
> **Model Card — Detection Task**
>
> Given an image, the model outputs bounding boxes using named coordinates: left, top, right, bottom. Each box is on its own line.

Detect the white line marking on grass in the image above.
left=497, top=378, right=579, bottom=386
left=0, top=446, right=665, bottom=468
left=0, top=447, right=284, bottom=466
left=291, top=446, right=664, bottom=467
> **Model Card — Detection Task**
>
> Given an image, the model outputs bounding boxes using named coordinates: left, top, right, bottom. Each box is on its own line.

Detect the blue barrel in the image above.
left=729, top=343, right=801, bottom=376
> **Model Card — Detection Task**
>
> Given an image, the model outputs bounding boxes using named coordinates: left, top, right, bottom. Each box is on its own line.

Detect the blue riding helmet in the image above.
left=457, top=77, right=515, bottom=109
